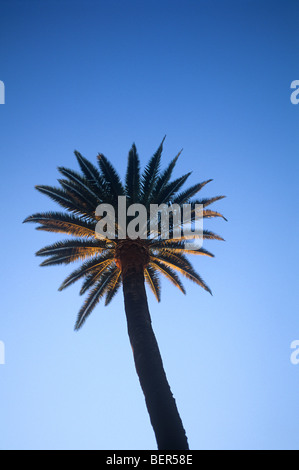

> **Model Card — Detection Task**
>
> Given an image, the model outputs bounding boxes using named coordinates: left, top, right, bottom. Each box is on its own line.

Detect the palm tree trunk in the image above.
left=121, top=262, right=189, bottom=450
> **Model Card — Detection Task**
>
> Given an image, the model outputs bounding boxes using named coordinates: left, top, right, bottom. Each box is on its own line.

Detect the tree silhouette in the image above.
left=24, top=139, right=226, bottom=449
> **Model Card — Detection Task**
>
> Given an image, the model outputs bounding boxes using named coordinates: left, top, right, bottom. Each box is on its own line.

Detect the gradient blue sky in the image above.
left=0, top=0, right=299, bottom=450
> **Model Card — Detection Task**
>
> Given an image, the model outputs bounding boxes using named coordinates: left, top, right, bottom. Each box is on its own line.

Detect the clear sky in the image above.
left=0, top=0, right=299, bottom=450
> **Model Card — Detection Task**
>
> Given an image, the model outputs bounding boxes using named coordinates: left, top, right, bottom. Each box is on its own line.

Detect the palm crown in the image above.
left=24, top=138, right=226, bottom=330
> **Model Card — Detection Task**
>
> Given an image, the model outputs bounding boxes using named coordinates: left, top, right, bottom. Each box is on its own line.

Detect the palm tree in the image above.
left=23, top=138, right=226, bottom=450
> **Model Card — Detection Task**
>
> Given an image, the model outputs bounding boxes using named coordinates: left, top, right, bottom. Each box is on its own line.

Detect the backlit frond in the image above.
left=24, top=212, right=97, bottom=238
left=36, top=239, right=111, bottom=257
left=58, top=254, right=115, bottom=291
left=36, top=239, right=112, bottom=266
left=191, top=195, right=226, bottom=208
left=148, top=260, right=186, bottom=295
left=105, top=268, right=122, bottom=306
left=145, top=265, right=161, bottom=302
left=74, top=268, right=117, bottom=330
left=151, top=252, right=212, bottom=295
left=150, top=240, right=214, bottom=258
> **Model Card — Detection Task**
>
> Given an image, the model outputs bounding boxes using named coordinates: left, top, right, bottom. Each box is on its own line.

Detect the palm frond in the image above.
left=35, top=185, right=88, bottom=216
left=74, top=150, right=103, bottom=188
left=23, top=212, right=97, bottom=238
left=191, top=195, right=226, bottom=208
left=125, top=143, right=140, bottom=203
left=141, top=136, right=165, bottom=205
left=151, top=252, right=212, bottom=294
left=156, top=172, right=191, bottom=205
left=75, top=268, right=117, bottom=330
left=150, top=240, right=214, bottom=257
left=58, top=253, right=115, bottom=291
left=58, top=166, right=105, bottom=203
left=97, top=153, right=125, bottom=200
left=58, top=179, right=99, bottom=215
left=202, top=209, right=227, bottom=221
left=150, top=150, right=182, bottom=204
left=105, top=268, right=122, bottom=305
left=36, top=239, right=110, bottom=257
left=145, top=265, right=161, bottom=302
left=181, top=230, right=225, bottom=241
left=80, top=270, right=104, bottom=296
left=36, top=239, right=112, bottom=266
left=149, top=259, right=186, bottom=295
left=172, top=179, right=213, bottom=204
left=183, top=207, right=227, bottom=222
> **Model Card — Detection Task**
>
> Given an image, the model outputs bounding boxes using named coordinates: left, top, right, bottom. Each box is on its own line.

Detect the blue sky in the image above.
left=0, top=0, right=299, bottom=450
